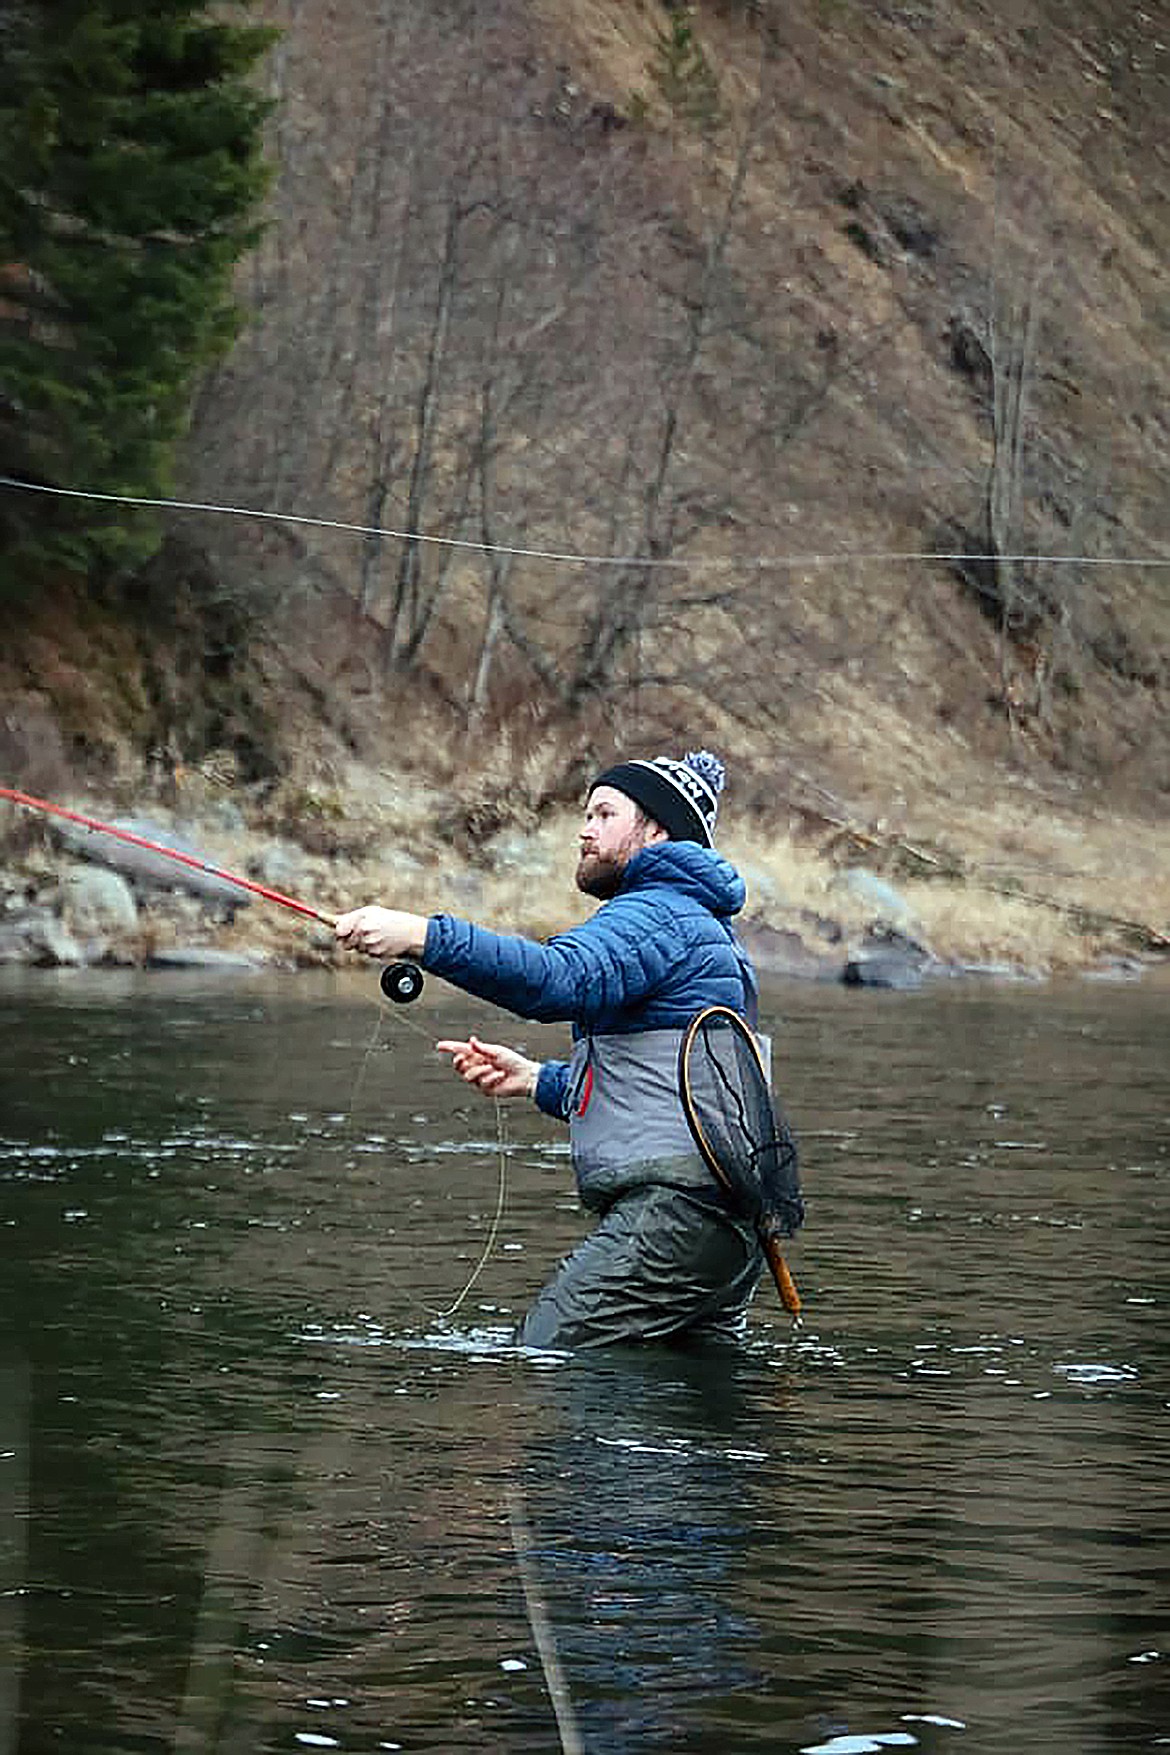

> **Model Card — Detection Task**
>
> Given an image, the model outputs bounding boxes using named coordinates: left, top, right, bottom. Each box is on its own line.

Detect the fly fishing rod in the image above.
left=0, top=785, right=423, bottom=1001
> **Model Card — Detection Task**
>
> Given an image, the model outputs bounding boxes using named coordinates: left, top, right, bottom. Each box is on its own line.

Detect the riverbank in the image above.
left=2, top=755, right=1168, bottom=988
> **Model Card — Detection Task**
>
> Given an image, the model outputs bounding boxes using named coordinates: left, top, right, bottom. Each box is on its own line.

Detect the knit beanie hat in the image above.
left=590, top=750, right=726, bottom=847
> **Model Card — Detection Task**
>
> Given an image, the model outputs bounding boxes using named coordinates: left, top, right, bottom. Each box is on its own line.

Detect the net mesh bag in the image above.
left=681, top=1008, right=805, bottom=1240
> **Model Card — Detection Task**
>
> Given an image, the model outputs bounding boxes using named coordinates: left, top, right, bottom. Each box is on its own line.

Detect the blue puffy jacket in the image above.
left=421, top=840, right=757, bottom=1120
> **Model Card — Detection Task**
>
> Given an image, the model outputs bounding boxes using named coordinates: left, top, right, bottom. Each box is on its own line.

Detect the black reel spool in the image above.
left=380, top=960, right=424, bottom=1004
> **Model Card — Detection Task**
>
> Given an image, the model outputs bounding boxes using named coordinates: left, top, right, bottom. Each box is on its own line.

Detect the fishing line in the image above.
left=343, top=996, right=398, bottom=1120
left=434, top=1097, right=510, bottom=1321
left=1, top=785, right=509, bottom=1323
left=344, top=969, right=435, bottom=1118
left=3, top=476, right=1167, bottom=572
left=343, top=986, right=513, bottom=1326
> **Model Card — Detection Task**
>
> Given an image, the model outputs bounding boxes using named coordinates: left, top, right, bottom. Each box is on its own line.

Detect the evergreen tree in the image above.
left=651, top=7, right=722, bottom=131
left=0, top=0, right=275, bottom=579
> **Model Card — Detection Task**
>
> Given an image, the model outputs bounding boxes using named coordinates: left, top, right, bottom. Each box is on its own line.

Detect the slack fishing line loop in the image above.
left=434, top=1095, right=510, bottom=1322
left=348, top=1007, right=512, bottom=1323
left=2, top=476, right=1167, bottom=573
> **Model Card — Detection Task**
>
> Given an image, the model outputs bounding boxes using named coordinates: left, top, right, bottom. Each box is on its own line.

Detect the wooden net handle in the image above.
left=761, top=1233, right=802, bottom=1319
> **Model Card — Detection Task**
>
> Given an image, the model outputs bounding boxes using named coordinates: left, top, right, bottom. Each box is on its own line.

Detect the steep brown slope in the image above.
left=181, top=0, right=1169, bottom=847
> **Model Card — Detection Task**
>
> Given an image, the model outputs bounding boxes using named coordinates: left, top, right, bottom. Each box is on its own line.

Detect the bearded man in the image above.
left=334, top=751, right=766, bottom=1349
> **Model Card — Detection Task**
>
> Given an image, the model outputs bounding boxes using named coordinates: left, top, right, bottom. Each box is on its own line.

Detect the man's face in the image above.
left=575, top=785, right=665, bottom=898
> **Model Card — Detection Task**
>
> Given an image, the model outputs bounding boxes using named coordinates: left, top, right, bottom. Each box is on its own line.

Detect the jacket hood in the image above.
left=619, top=840, right=746, bottom=917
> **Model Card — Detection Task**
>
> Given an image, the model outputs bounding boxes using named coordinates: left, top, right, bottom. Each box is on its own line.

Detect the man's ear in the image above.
left=643, top=817, right=670, bottom=845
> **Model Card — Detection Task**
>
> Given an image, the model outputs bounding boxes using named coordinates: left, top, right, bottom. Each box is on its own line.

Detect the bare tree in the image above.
left=191, top=0, right=990, bottom=761
left=985, top=256, right=1047, bottom=732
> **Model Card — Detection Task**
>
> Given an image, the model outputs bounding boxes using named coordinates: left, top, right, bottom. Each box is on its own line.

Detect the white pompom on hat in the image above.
left=589, top=749, right=726, bottom=846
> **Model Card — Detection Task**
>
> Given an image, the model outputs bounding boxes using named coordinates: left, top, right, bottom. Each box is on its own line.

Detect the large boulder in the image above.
left=842, top=925, right=950, bottom=989
left=50, top=816, right=250, bottom=908
left=738, top=917, right=845, bottom=982
left=60, top=867, right=139, bottom=935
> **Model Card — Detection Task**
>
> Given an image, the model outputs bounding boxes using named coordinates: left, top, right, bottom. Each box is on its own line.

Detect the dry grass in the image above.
left=300, top=762, right=1170, bottom=976
left=6, top=735, right=1166, bottom=977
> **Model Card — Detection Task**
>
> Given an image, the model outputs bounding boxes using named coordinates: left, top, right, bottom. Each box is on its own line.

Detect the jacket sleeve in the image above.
left=534, top=1060, right=570, bottom=1119
left=421, top=894, right=689, bottom=1025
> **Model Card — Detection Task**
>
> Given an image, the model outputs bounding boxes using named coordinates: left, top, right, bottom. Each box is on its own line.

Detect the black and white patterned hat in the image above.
left=589, top=750, right=726, bottom=846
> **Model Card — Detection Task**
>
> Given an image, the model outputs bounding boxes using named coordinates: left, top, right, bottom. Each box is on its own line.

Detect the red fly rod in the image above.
left=0, top=786, right=423, bottom=1000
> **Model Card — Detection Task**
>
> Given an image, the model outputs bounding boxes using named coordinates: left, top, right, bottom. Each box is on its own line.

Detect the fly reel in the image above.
left=380, top=960, right=424, bottom=1004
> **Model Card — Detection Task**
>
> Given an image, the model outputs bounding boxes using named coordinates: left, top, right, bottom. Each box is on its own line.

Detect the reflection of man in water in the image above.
left=508, top=1347, right=769, bottom=1751
left=336, top=750, right=764, bottom=1349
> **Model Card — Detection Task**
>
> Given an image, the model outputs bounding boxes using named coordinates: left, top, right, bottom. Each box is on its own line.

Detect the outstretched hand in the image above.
left=334, top=905, right=427, bottom=960
left=436, top=1035, right=540, bottom=1101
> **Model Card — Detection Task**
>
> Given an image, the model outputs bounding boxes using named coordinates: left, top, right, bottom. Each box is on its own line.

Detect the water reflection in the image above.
left=0, top=970, right=1167, bottom=1753
left=506, top=1347, right=787, bottom=1751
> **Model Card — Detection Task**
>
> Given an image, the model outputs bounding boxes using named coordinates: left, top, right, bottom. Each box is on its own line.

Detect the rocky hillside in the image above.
left=180, top=0, right=1168, bottom=796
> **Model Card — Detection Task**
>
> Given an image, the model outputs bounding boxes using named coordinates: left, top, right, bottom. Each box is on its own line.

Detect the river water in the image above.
left=0, top=968, right=1166, bottom=1755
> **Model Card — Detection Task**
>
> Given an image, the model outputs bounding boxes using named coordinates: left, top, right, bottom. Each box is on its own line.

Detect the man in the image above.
left=334, top=749, right=764, bottom=1349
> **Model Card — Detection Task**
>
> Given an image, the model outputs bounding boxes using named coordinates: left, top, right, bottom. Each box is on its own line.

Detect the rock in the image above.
left=250, top=839, right=312, bottom=894
left=954, top=960, right=1046, bottom=982
left=147, top=947, right=265, bottom=971
left=0, top=864, right=33, bottom=910
left=60, top=867, right=139, bottom=934
left=201, top=799, right=247, bottom=836
left=1080, top=957, right=1148, bottom=982
left=0, top=911, right=84, bottom=967
left=842, top=949, right=925, bottom=990
left=738, top=918, right=844, bottom=982
left=50, top=815, right=250, bottom=907
left=842, top=923, right=946, bottom=989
